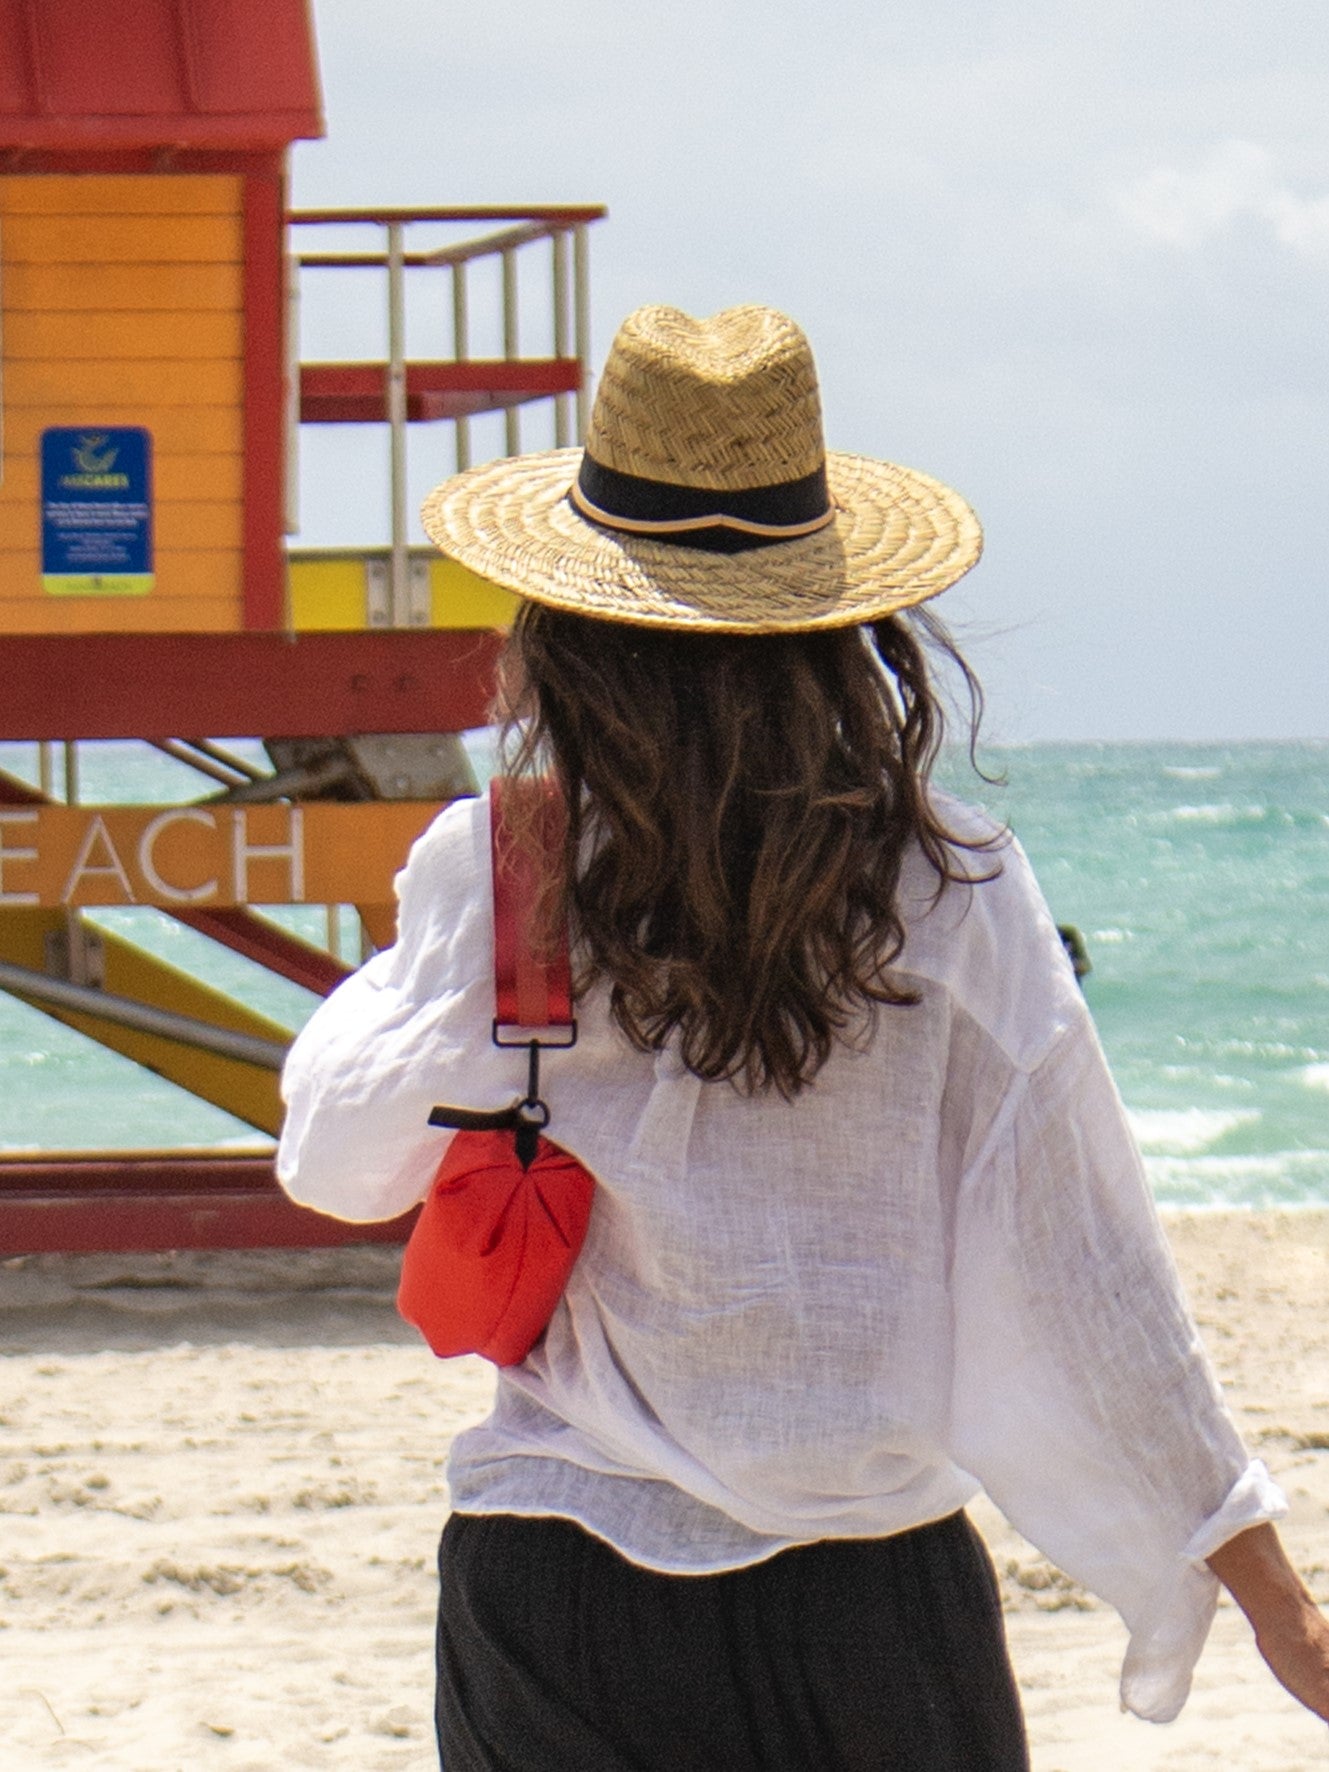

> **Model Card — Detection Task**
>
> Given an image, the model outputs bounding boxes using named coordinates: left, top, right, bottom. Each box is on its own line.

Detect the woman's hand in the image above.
left=1207, top=1523, right=1329, bottom=1722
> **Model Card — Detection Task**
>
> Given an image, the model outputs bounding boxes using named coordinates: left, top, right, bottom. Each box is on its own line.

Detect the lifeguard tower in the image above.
left=0, top=0, right=604, bottom=1250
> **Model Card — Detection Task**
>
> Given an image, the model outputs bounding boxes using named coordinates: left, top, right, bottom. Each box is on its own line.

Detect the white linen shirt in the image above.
left=277, top=786, right=1284, bottom=1724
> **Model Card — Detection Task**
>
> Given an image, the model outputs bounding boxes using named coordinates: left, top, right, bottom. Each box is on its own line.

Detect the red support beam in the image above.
left=0, top=145, right=286, bottom=172
left=0, top=772, right=41, bottom=806
left=299, top=358, right=582, bottom=425
left=0, top=628, right=504, bottom=741
left=177, top=907, right=352, bottom=996
left=0, top=1155, right=416, bottom=1253
left=243, top=167, right=289, bottom=629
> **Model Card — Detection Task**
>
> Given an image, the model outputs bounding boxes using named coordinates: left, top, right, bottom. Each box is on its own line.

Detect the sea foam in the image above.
left=1168, top=803, right=1267, bottom=826
left=1144, top=1150, right=1329, bottom=1209
left=1127, top=1107, right=1259, bottom=1155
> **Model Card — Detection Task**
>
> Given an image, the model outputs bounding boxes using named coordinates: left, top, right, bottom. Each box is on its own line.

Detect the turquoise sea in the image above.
left=961, top=742, right=1329, bottom=1209
left=1, top=739, right=1326, bottom=1209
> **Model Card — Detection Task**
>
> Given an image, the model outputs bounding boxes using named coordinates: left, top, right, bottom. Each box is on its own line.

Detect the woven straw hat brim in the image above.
left=420, top=447, right=981, bottom=633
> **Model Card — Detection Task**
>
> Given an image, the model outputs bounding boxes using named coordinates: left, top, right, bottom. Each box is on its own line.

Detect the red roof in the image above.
left=0, top=0, right=323, bottom=150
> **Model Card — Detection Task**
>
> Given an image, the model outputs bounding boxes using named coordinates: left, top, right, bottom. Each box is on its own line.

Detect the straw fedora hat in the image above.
left=420, top=304, right=981, bottom=632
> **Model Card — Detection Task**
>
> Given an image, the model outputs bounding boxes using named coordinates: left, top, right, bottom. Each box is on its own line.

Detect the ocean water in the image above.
left=959, top=742, right=1329, bottom=1208
left=1, top=739, right=1326, bottom=1208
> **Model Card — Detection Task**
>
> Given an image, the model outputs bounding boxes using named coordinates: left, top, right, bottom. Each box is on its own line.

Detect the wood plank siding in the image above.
left=0, top=174, right=246, bottom=633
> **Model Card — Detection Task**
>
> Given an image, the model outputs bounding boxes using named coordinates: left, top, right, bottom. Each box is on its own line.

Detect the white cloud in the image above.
left=1114, top=139, right=1329, bottom=260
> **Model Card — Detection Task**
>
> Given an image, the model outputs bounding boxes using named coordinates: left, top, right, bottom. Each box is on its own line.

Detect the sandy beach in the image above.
left=2, top=1209, right=1327, bottom=1771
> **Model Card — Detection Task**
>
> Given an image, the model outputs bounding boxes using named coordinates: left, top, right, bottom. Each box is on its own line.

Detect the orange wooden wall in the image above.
left=0, top=174, right=247, bottom=633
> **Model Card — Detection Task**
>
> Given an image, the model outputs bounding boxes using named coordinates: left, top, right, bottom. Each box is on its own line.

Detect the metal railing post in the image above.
left=386, top=220, right=410, bottom=624
left=0, top=960, right=290, bottom=1070
left=552, top=230, right=572, bottom=448
left=502, top=246, right=520, bottom=457
left=284, top=250, right=301, bottom=544
left=287, top=206, right=604, bottom=566
left=573, top=224, right=591, bottom=441
left=452, top=261, right=471, bottom=471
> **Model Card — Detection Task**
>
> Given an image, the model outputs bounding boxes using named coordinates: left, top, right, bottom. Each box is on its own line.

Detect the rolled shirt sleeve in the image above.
left=948, top=1005, right=1286, bottom=1722
left=276, top=796, right=489, bottom=1222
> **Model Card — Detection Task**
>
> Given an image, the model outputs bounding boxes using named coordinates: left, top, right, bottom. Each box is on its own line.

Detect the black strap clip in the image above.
left=428, top=1034, right=559, bottom=1162
left=428, top=1038, right=565, bottom=1170
left=427, top=1095, right=550, bottom=1170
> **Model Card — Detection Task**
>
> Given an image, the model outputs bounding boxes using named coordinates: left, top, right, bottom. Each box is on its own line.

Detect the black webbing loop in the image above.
left=427, top=1094, right=551, bottom=1172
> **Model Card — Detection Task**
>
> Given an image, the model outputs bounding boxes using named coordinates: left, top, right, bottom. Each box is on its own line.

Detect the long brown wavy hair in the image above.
left=499, top=602, right=997, bottom=1097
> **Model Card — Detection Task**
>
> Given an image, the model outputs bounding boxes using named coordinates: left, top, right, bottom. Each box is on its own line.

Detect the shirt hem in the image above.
left=443, top=1497, right=983, bottom=1577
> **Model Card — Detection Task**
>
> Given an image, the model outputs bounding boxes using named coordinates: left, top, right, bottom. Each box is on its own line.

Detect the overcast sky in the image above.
left=290, top=1, right=1329, bottom=743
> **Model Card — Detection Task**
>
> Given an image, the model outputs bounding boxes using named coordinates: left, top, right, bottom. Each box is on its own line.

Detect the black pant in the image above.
left=436, top=1510, right=1029, bottom=1770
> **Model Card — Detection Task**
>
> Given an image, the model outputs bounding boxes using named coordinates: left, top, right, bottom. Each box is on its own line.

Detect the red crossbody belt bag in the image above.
left=396, top=779, right=595, bottom=1366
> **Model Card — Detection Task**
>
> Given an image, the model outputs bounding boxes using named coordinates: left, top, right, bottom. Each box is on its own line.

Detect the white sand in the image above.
left=1, top=1211, right=1327, bottom=1770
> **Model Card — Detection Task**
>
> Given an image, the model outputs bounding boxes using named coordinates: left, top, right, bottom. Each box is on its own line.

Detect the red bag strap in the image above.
left=490, top=776, right=574, bottom=1033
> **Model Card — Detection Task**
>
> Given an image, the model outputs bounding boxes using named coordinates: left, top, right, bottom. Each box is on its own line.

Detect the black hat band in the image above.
left=570, top=453, right=835, bottom=554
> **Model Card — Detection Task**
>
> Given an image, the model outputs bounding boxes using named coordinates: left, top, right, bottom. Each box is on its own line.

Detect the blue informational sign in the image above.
left=41, top=427, right=154, bottom=598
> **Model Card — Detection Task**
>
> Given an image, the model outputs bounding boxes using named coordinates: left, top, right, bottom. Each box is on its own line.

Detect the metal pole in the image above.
left=284, top=248, right=301, bottom=543
left=63, top=740, right=78, bottom=805
left=552, top=230, right=572, bottom=448
left=573, top=224, right=591, bottom=440
left=452, top=261, right=471, bottom=471
left=0, top=960, right=290, bottom=1070
left=502, top=246, right=520, bottom=457
left=180, top=737, right=265, bottom=780
left=149, top=738, right=252, bottom=791
left=386, top=220, right=410, bottom=625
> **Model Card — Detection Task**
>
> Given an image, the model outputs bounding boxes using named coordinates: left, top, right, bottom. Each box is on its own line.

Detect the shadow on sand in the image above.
left=0, top=1246, right=416, bottom=1354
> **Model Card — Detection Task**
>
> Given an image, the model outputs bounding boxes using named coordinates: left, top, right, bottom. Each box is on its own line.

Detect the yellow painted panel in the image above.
left=1, top=453, right=245, bottom=504
left=287, top=553, right=519, bottom=633
left=1, top=407, right=243, bottom=454
left=4, top=310, right=244, bottom=361
left=2, top=260, right=243, bottom=312
left=2, top=214, right=242, bottom=265
left=288, top=556, right=367, bottom=630
left=0, top=174, right=242, bottom=216
left=6, top=359, right=241, bottom=405
left=431, top=556, right=518, bottom=629
left=0, top=905, right=285, bottom=1133
left=2, top=804, right=445, bottom=910
left=0, top=596, right=240, bottom=634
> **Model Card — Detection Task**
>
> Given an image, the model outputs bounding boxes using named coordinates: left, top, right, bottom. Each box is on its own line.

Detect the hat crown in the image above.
left=585, top=305, right=826, bottom=494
